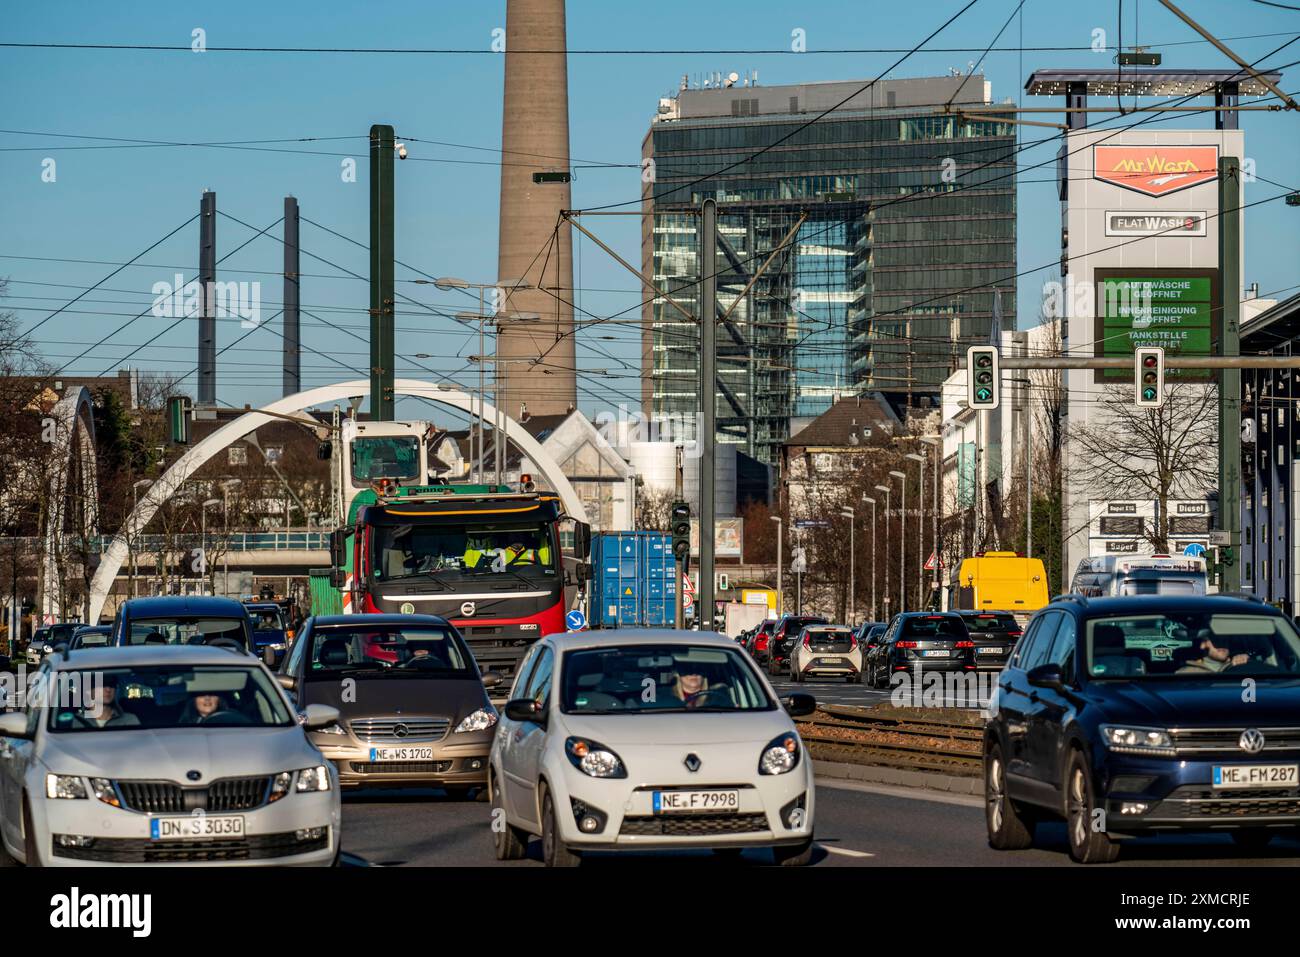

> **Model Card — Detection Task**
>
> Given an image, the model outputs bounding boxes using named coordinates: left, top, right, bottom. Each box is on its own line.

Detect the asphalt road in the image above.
left=338, top=777, right=1300, bottom=867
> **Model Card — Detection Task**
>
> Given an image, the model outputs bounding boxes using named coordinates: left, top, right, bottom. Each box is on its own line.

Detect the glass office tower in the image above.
left=641, top=75, right=1016, bottom=464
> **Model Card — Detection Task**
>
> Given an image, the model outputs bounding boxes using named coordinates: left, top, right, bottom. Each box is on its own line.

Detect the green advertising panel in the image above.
left=1094, top=270, right=1218, bottom=381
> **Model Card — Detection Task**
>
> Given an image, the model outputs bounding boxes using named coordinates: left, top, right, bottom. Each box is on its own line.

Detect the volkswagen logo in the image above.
left=684, top=753, right=701, bottom=773
left=461, top=601, right=476, bottom=618
left=186, top=770, right=202, bottom=782
left=393, top=723, right=410, bottom=739
left=1239, top=728, right=1266, bottom=754
left=400, top=601, right=415, bottom=614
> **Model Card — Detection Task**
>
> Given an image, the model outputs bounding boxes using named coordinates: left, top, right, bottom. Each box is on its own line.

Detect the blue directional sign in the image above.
left=1183, top=543, right=1207, bottom=559
left=565, top=609, right=587, bottom=632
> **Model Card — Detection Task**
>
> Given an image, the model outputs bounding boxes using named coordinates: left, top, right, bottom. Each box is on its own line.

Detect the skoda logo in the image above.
left=186, top=770, right=202, bottom=782
left=684, top=753, right=701, bottom=773
left=1239, top=728, right=1266, bottom=754
left=393, top=723, right=410, bottom=739
left=461, top=601, right=476, bottom=618
left=400, top=601, right=415, bottom=615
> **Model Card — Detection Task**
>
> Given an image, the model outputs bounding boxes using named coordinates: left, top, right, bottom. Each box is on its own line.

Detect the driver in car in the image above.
left=181, top=691, right=231, bottom=724
left=668, top=667, right=714, bottom=709
left=1177, top=633, right=1250, bottom=673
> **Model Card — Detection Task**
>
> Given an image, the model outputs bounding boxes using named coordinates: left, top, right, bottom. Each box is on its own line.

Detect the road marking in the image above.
left=817, top=777, right=983, bottom=809
left=817, top=843, right=875, bottom=858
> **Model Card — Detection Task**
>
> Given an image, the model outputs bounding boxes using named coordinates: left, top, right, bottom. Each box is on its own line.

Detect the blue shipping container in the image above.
left=589, top=531, right=677, bottom=628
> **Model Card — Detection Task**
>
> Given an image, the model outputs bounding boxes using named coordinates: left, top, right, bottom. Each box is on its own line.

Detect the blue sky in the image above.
left=2, top=0, right=1297, bottom=418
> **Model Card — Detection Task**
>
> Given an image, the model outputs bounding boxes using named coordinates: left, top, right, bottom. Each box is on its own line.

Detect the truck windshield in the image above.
left=351, top=436, right=420, bottom=483
left=373, top=522, right=555, bottom=581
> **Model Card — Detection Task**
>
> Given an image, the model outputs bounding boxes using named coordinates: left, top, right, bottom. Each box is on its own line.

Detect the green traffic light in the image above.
left=975, top=388, right=992, bottom=402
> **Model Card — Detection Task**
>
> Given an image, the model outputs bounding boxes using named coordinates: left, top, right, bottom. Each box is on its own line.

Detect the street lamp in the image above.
left=874, top=484, right=891, bottom=617
left=906, top=452, right=926, bottom=613
left=769, top=515, right=783, bottom=617
left=861, top=496, right=877, bottom=620
left=920, top=436, right=941, bottom=609
left=201, top=499, right=221, bottom=594
left=219, top=478, right=242, bottom=597
left=890, top=470, right=906, bottom=612
left=840, top=507, right=855, bottom=624
left=131, top=479, right=153, bottom=598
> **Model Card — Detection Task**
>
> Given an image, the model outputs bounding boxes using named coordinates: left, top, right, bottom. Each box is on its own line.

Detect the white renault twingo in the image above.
left=489, top=629, right=816, bottom=866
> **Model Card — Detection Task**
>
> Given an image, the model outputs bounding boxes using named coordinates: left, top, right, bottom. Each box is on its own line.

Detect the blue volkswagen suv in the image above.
left=984, top=594, right=1300, bottom=862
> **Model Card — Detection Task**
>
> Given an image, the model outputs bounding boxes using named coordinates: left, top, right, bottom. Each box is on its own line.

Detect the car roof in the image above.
left=121, top=596, right=250, bottom=618
left=1050, top=594, right=1280, bottom=617
left=48, top=645, right=263, bottom=671
left=243, top=602, right=281, bottom=611
left=545, top=629, right=737, bottom=652
left=309, top=613, right=452, bottom=627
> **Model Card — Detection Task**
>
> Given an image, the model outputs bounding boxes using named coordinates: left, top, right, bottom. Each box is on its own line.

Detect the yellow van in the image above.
left=952, top=551, right=1049, bottom=621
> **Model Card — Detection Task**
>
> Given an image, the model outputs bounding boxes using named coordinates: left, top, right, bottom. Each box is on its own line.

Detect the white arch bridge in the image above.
left=85, top=379, right=586, bottom=624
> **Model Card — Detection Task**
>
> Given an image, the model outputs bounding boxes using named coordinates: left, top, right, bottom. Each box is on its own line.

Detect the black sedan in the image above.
left=867, top=613, right=976, bottom=688
left=955, top=611, right=1023, bottom=671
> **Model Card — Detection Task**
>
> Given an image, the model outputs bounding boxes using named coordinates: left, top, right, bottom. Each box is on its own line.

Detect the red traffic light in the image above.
left=1142, top=355, right=1158, bottom=368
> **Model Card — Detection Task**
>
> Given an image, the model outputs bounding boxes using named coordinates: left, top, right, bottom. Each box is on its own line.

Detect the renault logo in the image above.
left=461, top=601, right=476, bottom=618
left=393, top=723, right=410, bottom=739
left=1239, top=728, right=1266, bottom=754
left=684, top=753, right=701, bottom=772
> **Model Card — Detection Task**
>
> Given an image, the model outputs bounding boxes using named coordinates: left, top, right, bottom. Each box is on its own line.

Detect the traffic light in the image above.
left=671, top=501, right=691, bottom=567
left=966, top=346, right=1000, bottom=410
left=1134, top=346, right=1165, bottom=407
left=167, top=395, right=191, bottom=444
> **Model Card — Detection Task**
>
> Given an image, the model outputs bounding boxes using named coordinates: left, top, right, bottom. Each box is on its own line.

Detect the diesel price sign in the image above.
left=1095, top=271, right=1218, bottom=381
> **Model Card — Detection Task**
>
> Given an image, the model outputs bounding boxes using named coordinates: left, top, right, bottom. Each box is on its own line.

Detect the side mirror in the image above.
left=263, top=646, right=285, bottom=669
left=576, top=561, right=592, bottom=584
left=330, top=567, right=347, bottom=588
left=781, top=693, right=817, bottom=718
left=481, top=671, right=503, bottom=690
left=276, top=674, right=297, bottom=691
left=51, top=641, right=69, bottom=656
left=329, top=529, right=348, bottom=570
left=0, top=712, right=32, bottom=740
left=301, top=703, right=341, bottom=731
left=574, top=521, right=591, bottom=560
left=504, top=698, right=545, bottom=724
left=316, top=441, right=333, bottom=461
left=1026, top=663, right=1065, bottom=689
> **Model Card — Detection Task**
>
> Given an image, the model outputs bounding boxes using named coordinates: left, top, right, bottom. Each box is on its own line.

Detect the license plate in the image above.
left=150, top=815, right=245, bottom=841
left=1212, top=764, right=1298, bottom=789
left=652, top=789, right=740, bottom=813
left=369, top=746, right=435, bottom=761
left=920, top=650, right=948, bottom=657
left=979, top=647, right=1003, bottom=655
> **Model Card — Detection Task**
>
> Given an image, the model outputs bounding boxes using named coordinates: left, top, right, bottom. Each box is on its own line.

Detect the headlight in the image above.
left=268, top=770, right=294, bottom=802
left=295, top=766, right=331, bottom=793
left=759, top=733, right=801, bottom=775
left=454, top=707, right=498, bottom=733
left=1101, top=725, right=1175, bottom=756
left=41, top=644, right=53, bottom=654
left=565, top=737, right=627, bottom=778
left=89, top=777, right=120, bottom=807
left=45, top=774, right=87, bottom=799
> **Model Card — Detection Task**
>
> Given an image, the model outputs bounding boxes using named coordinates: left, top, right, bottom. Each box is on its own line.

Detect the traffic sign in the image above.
left=565, top=609, right=587, bottom=631
left=790, top=547, right=807, bottom=574
left=1182, top=543, right=1207, bottom=558
left=682, top=574, right=695, bottom=600
left=1209, top=530, right=1231, bottom=546
left=923, top=552, right=946, bottom=570
left=684, top=603, right=696, bottom=619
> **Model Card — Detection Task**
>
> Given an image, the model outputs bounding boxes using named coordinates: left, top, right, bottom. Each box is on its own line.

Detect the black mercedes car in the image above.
left=985, top=594, right=1300, bottom=863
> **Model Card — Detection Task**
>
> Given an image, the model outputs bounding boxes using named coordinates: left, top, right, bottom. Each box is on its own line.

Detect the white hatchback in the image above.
left=488, top=629, right=817, bottom=866
left=0, top=646, right=341, bottom=866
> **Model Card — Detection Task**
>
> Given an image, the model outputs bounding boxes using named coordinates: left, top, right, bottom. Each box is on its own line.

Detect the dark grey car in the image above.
left=278, top=614, right=500, bottom=796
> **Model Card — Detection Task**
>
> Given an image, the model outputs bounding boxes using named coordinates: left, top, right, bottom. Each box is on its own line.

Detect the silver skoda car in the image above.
left=0, top=645, right=341, bottom=866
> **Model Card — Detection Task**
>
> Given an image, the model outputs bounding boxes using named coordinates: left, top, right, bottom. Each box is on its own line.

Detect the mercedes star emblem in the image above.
left=1239, top=728, right=1266, bottom=754
left=393, top=723, right=410, bottom=739
left=684, top=753, right=701, bottom=772
left=461, top=601, right=476, bottom=617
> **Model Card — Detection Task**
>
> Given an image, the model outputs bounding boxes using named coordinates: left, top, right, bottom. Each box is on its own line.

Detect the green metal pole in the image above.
left=369, top=124, right=396, bottom=421
left=1218, top=156, right=1242, bottom=591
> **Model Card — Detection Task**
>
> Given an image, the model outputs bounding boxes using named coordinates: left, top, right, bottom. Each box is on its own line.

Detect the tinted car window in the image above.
left=1046, top=614, right=1077, bottom=681
left=961, top=613, right=1021, bottom=635
left=1086, top=612, right=1300, bottom=679
left=900, top=616, right=968, bottom=639
left=1013, top=612, right=1057, bottom=670
left=522, top=646, right=555, bottom=707
left=126, top=617, right=248, bottom=647
left=307, top=624, right=470, bottom=675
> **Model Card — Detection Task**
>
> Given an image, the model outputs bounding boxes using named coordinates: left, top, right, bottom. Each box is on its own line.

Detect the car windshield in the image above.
left=306, top=625, right=472, bottom=676
left=126, top=617, right=247, bottom=646
left=902, top=616, right=968, bottom=638
left=373, top=522, right=555, bottom=581
left=1087, top=612, right=1300, bottom=679
left=249, top=607, right=285, bottom=630
left=46, top=666, right=293, bottom=732
left=74, top=631, right=110, bottom=647
left=561, top=644, right=774, bottom=714
left=351, top=435, right=420, bottom=483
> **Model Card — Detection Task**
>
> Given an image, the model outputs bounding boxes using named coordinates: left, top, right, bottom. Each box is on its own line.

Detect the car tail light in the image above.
left=757, top=637, right=768, bottom=651
left=954, top=640, right=974, bottom=649
left=896, top=640, right=917, bottom=648
left=849, top=635, right=858, bottom=650
left=802, top=634, right=811, bottom=648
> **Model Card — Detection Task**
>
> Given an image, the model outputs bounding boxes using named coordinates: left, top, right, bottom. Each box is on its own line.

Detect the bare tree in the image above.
left=635, top=486, right=675, bottom=532
left=1070, top=383, right=1219, bottom=552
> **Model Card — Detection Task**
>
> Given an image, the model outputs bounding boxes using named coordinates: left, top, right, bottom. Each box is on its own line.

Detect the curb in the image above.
left=813, top=759, right=982, bottom=796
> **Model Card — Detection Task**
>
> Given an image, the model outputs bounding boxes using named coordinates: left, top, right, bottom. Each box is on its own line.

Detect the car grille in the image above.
left=1152, top=785, right=1300, bottom=820
left=349, top=717, right=450, bottom=742
left=620, top=813, right=769, bottom=836
left=51, top=830, right=328, bottom=863
left=115, top=776, right=272, bottom=814
left=348, top=760, right=453, bottom=774
left=1168, top=727, right=1300, bottom=754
